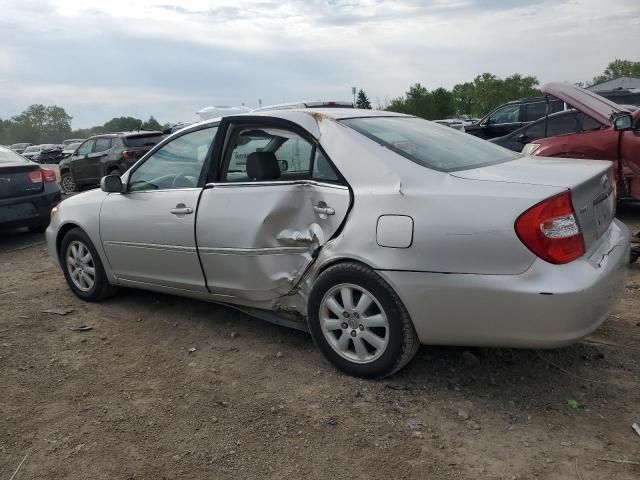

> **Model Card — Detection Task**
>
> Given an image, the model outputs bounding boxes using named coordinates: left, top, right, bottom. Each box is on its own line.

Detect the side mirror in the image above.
left=613, top=113, right=633, bottom=131
left=100, top=174, right=123, bottom=193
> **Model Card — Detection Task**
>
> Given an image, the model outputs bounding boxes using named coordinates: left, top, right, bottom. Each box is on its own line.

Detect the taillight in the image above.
left=27, top=170, right=43, bottom=183
left=122, top=150, right=132, bottom=159
left=41, top=168, right=57, bottom=182
left=515, top=191, right=585, bottom=265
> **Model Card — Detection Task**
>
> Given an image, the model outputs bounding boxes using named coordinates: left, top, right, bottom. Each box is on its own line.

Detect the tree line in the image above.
left=1, top=58, right=637, bottom=145
left=0, top=108, right=168, bottom=145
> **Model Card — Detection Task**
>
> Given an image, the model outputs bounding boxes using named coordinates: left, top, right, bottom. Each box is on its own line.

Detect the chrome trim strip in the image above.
left=205, top=180, right=348, bottom=190
left=199, top=246, right=309, bottom=256
left=103, top=241, right=197, bottom=253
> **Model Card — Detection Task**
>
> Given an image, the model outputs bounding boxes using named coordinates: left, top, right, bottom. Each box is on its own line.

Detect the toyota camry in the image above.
left=46, top=108, right=630, bottom=378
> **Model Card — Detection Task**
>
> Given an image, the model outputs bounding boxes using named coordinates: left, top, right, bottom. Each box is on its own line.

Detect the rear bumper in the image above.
left=0, top=187, right=61, bottom=230
left=379, top=219, right=630, bottom=348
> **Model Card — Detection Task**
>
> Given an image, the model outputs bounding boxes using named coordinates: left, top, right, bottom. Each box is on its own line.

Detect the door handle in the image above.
left=170, top=203, right=193, bottom=215
left=313, top=203, right=335, bottom=216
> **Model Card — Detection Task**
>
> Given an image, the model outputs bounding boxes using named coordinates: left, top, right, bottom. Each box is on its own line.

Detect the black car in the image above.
left=59, top=131, right=166, bottom=192
left=489, top=109, right=602, bottom=152
left=465, top=96, right=565, bottom=139
left=0, top=146, right=61, bottom=233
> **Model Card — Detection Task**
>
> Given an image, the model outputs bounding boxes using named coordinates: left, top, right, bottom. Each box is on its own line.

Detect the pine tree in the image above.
left=355, top=89, right=372, bottom=109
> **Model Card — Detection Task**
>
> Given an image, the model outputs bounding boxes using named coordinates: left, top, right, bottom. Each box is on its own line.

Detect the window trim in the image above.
left=124, top=123, right=221, bottom=193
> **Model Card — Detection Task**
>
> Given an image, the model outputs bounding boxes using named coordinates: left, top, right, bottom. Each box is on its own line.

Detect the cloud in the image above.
left=0, top=0, right=638, bottom=126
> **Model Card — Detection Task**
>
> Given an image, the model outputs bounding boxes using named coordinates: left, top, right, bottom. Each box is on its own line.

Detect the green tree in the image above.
left=103, top=116, right=143, bottom=133
left=355, top=89, right=372, bottom=109
left=431, top=87, right=455, bottom=119
left=141, top=116, right=163, bottom=131
left=592, top=58, right=640, bottom=84
left=387, top=83, right=436, bottom=119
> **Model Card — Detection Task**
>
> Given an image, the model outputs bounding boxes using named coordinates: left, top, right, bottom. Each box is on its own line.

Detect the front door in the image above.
left=197, top=119, right=351, bottom=302
left=70, top=139, right=95, bottom=187
left=100, top=125, right=219, bottom=291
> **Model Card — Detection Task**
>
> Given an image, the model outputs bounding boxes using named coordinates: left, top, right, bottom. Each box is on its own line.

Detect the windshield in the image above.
left=341, top=116, right=519, bottom=172
left=0, top=146, right=30, bottom=164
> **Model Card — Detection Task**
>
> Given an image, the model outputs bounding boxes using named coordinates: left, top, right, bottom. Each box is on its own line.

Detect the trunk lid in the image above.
left=0, top=162, right=43, bottom=199
left=541, top=82, right=627, bottom=126
left=451, top=156, right=615, bottom=251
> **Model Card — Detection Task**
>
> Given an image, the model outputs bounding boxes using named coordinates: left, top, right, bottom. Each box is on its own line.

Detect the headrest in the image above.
left=246, top=151, right=281, bottom=181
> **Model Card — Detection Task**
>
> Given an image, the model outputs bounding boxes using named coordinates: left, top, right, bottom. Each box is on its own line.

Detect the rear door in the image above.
left=196, top=117, right=351, bottom=302
left=100, top=125, right=218, bottom=291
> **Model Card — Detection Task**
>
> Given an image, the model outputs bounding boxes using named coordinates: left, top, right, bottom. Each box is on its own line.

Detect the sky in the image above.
left=0, top=0, right=638, bottom=128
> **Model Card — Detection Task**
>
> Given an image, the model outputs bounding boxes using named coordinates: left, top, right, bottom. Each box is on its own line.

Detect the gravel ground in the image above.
left=0, top=202, right=639, bottom=479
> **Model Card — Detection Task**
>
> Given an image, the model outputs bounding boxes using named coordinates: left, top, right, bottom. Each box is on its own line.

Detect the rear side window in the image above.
left=525, top=102, right=547, bottom=122
left=124, top=133, right=166, bottom=148
left=0, top=146, right=30, bottom=164
left=94, top=137, right=112, bottom=152
left=342, top=116, right=519, bottom=172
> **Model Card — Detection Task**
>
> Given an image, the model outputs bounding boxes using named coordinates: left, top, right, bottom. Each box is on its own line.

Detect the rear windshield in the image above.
left=341, top=116, right=520, bottom=172
left=0, top=146, right=30, bottom=164
left=23, top=146, right=40, bottom=153
left=124, top=133, right=166, bottom=148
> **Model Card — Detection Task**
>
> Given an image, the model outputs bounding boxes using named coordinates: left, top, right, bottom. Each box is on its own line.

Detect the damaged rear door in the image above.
left=196, top=117, right=351, bottom=302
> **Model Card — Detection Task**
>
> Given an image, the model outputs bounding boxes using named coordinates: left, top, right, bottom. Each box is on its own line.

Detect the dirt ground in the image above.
left=1, top=203, right=639, bottom=480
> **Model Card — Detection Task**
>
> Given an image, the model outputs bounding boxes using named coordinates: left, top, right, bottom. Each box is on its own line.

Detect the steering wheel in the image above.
left=171, top=174, right=193, bottom=189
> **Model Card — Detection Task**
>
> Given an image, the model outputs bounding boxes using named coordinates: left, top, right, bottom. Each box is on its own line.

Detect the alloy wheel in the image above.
left=319, top=283, right=390, bottom=364
left=66, top=240, right=96, bottom=292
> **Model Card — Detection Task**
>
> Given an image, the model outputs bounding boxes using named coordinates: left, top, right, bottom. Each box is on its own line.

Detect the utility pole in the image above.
left=352, top=87, right=356, bottom=106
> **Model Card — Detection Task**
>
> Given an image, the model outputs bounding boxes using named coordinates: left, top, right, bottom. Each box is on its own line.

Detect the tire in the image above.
left=28, top=223, right=48, bottom=234
left=308, top=262, right=420, bottom=378
left=60, top=172, right=77, bottom=193
left=60, top=228, right=118, bottom=301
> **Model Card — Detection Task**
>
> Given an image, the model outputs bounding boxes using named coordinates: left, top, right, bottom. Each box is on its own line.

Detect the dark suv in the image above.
left=465, top=96, right=565, bottom=139
left=59, top=131, right=166, bottom=192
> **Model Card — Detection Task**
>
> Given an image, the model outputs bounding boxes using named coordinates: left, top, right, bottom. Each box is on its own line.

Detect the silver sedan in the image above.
left=46, top=109, right=630, bottom=378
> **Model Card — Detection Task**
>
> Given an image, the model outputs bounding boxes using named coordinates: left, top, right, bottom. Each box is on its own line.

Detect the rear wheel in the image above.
left=60, top=172, right=77, bottom=192
left=308, top=262, right=419, bottom=378
left=60, top=228, right=117, bottom=301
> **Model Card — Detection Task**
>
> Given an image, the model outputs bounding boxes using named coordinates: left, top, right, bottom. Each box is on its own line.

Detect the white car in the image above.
left=46, top=109, right=629, bottom=377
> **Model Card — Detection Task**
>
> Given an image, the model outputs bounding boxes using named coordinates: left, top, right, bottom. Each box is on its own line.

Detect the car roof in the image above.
left=88, top=130, right=164, bottom=139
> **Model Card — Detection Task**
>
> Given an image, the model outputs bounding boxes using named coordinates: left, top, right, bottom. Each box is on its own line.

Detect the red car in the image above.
left=525, top=82, right=640, bottom=201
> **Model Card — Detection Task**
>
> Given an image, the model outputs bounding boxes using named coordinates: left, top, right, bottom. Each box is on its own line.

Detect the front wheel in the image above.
left=308, top=262, right=419, bottom=378
left=60, top=228, right=118, bottom=301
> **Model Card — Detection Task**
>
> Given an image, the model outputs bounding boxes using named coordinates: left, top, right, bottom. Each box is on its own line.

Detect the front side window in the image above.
left=342, top=116, right=519, bottom=172
left=77, top=140, right=94, bottom=156
left=128, top=126, right=217, bottom=192
left=488, top=105, right=520, bottom=124
left=223, top=127, right=315, bottom=182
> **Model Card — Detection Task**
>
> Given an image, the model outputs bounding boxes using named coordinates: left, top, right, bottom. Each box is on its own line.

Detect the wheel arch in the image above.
left=56, top=222, right=83, bottom=261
